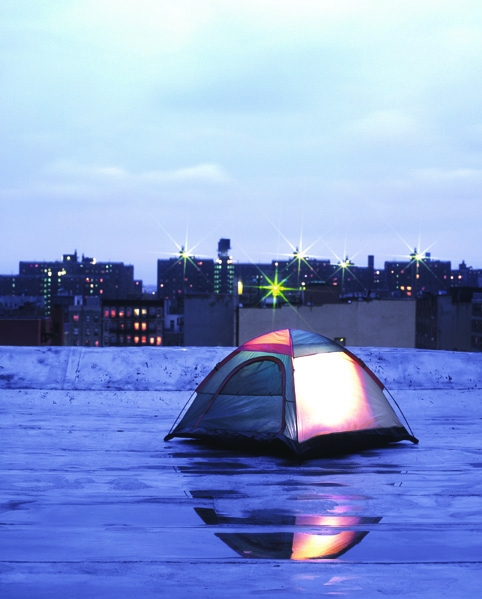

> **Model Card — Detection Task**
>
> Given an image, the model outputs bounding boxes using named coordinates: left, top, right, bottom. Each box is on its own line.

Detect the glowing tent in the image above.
left=164, top=329, right=418, bottom=458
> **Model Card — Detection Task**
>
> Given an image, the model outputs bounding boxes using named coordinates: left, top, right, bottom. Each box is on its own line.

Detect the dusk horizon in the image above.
left=2, top=1, right=482, bottom=286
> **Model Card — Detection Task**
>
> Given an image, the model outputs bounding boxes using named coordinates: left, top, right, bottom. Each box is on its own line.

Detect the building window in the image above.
left=73, top=313, right=80, bottom=322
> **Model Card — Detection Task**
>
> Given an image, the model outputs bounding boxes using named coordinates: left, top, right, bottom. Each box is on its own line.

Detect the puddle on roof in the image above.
left=194, top=505, right=381, bottom=560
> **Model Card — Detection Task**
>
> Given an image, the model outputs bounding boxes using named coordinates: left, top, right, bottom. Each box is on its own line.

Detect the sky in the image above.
left=1, top=0, right=482, bottom=284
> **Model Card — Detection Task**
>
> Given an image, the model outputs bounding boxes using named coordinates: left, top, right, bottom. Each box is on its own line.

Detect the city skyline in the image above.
left=1, top=236, right=480, bottom=290
left=2, top=2, right=482, bottom=285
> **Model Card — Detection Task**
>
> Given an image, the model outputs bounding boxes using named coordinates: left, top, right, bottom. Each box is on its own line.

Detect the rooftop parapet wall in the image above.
left=0, top=346, right=230, bottom=392
left=0, top=346, right=481, bottom=392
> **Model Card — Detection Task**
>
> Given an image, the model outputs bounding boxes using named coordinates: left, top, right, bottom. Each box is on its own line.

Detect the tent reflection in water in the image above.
left=195, top=507, right=382, bottom=560
left=165, top=329, right=418, bottom=458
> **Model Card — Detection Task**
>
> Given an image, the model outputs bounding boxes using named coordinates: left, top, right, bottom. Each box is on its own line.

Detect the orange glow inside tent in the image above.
left=295, top=352, right=379, bottom=442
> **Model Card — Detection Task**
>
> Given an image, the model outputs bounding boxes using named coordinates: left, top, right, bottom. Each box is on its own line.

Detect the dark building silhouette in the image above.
left=102, top=298, right=164, bottom=347
left=2, top=241, right=482, bottom=349
left=385, top=251, right=451, bottom=298
left=416, top=287, right=480, bottom=351
left=472, top=293, right=482, bottom=351
left=157, top=250, right=215, bottom=312
left=1, top=251, right=141, bottom=317
left=214, top=238, right=235, bottom=295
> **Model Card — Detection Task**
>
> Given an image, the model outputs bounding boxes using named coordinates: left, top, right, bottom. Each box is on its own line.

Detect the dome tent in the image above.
left=164, top=329, right=418, bottom=458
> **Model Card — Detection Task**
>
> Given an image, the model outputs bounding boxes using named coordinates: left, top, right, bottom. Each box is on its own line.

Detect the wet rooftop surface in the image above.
left=0, top=347, right=481, bottom=597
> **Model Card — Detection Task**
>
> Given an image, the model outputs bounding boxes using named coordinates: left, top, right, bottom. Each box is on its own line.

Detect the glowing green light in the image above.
left=258, top=267, right=295, bottom=305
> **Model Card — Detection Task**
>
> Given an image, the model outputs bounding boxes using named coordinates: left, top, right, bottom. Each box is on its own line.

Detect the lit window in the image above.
left=134, top=336, right=140, bottom=344
left=134, top=308, right=140, bottom=317
left=141, top=322, right=147, bottom=331
left=73, top=313, right=80, bottom=322
left=141, top=336, right=147, bottom=344
left=110, top=308, right=117, bottom=318
left=141, top=308, right=147, bottom=316
left=103, top=308, right=110, bottom=318
left=149, top=337, right=155, bottom=345
left=156, top=336, right=162, bottom=346
left=134, top=322, right=140, bottom=330
left=118, top=307, right=125, bottom=318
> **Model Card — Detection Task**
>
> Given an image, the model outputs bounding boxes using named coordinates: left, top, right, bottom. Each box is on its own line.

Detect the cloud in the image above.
left=0, top=160, right=234, bottom=205
left=345, top=110, right=422, bottom=146
left=144, top=163, right=233, bottom=184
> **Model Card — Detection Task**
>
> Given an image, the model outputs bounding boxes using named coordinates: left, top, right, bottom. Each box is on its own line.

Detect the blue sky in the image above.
left=1, top=0, right=482, bottom=284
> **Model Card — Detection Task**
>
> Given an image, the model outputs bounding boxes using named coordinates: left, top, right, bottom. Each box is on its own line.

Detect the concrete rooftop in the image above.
left=1, top=345, right=481, bottom=598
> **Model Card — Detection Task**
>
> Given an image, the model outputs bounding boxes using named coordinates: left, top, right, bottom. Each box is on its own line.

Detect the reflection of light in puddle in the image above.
left=193, top=491, right=379, bottom=561
left=295, top=515, right=361, bottom=526
left=291, top=515, right=365, bottom=560
left=292, top=530, right=359, bottom=560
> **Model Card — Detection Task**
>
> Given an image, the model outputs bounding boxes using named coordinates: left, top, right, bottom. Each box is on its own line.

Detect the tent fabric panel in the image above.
left=290, top=329, right=344, bottom=358
left=220, top=358, right=283, bottom=396
left=294, top=426, right=416, bottom=458
left=282, top=398, right=298, bottom=441
left=197, top=351, right=260, bottom=394
left=239, top=329, right=292, bottom=355
left=294, top=352, right=403, bottom=443
left=198, top=350, right=288, bottom=394
left=192, top=393, right=285, bottom=433
left=165, top=392, right=215, bottom=437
